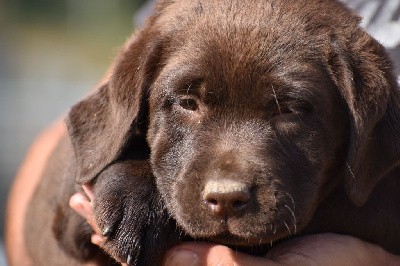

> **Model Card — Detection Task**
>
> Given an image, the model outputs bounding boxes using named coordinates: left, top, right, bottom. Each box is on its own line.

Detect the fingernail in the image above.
left=165, top=249, right=199, bottom=266
left=91, top=234, right=104, bottom=245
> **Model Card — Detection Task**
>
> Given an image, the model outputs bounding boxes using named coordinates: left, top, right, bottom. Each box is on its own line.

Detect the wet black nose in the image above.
left=203, top=179, right=250, bottom=216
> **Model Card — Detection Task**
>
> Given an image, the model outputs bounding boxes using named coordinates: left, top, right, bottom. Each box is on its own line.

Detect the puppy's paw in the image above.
left=92, top=161, right=180, bottom=265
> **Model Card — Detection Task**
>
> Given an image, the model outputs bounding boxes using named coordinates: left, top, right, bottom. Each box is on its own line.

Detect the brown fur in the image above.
left=25, top=0, right=400, bottom=265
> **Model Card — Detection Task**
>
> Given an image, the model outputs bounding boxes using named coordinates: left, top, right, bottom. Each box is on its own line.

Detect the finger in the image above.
left=265, top=233, right=394, bottom=266
left=82, top=183, right=95, bottom=202
left=69, top=193, right=92, bottom=221
left=70, top=193, right=106, bottom=246
left=69, top=193, right=102, bottom=235
left=91, top=234, right=105, bottom=246
left=163, top=242, right=280, bottom=266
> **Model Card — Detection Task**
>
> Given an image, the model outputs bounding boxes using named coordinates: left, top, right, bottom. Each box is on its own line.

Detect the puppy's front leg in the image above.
left=92, top=160, right=182, bottom=266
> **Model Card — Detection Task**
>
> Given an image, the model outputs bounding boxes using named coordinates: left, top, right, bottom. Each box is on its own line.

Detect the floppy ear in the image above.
left=328, top=31, right=400, bottom=206
left=66, top=27, right=163, bottom=184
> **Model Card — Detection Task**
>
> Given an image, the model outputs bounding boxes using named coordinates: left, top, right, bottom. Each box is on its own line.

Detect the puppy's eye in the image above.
left=271, top=105, right=313, bottom=123
left=178, top=98, right=199, bottom=111
left=271, top=106, right=293, bottom=119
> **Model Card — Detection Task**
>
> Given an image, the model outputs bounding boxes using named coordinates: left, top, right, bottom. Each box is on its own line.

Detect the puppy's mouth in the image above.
left=182, top=218, right=294, bottom=250
left=208, top=226, right=287, bottom=245
left=206, top=233, right=271, bottom=256
left=209, top=232, right=266, bottom=245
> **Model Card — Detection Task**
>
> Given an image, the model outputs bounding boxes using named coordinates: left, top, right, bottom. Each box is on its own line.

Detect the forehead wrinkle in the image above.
left=154, top=53, right=202, bottom=93
left=275, top=66, right=338, bottom=105
left=156, top=40, right=272, bottom=109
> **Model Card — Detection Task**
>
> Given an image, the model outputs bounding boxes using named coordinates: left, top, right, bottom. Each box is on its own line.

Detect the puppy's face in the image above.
left=146, top=2, right=349, bottom=245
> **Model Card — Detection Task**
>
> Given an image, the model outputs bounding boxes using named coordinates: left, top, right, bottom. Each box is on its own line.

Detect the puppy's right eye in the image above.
left=178, top=98, right=199, bottom=111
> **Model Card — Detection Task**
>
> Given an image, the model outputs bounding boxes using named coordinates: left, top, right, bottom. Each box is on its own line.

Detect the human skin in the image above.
left=5, top=119, right=66, bottom=266
left=5, top=71, right=111, bottom=266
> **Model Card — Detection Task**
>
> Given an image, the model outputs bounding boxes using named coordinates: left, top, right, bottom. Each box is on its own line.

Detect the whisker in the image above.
left=346, top=161, right=356, bottom=180
left=284, top=204, right=297, bottom=234
left=284, top=205, right=295, bottom=221
left=284, top=192, right=295, bottom=210
left=186, top=82, right=193, bottom=95
left=271, top=86, right=281, bottom=114
left=294, top=110, right=304, bottom=123
left=272, top=194, right=278, bottom=206
left=283, top=221, right=291, bottom=236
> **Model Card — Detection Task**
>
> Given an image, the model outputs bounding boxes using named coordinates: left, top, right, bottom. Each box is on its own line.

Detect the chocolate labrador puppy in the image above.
left=24, top=0, right=400, bottom=265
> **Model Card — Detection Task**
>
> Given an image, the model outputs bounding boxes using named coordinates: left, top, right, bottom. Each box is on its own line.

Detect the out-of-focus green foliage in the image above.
left=5, top=0, right=146, bottom=23
left=2, top=0, right=147, bottom=69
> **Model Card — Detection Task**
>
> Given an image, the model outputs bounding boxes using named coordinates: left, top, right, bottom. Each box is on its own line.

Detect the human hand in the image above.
left=162, top=233, right=398, bottom=266
left=70, top=189, right=399, bottom=266
left=69, top=185, right=128, bottom=266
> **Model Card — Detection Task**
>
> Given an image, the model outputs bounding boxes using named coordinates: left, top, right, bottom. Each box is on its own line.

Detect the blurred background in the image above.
left=0, top=0, right=399, bottom=265
left=0, top=0, right=152, bottom=264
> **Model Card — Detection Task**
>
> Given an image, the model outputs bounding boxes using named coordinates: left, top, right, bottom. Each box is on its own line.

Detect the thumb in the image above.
left=163, top=242, right=279, bottom=266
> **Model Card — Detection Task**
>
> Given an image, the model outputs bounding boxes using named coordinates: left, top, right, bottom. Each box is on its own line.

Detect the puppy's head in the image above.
left=67, top=0, right=400, bottom=246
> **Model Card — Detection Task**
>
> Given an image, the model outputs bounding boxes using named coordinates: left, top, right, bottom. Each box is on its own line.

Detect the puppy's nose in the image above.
left=203, top=179, right=250, bottom=216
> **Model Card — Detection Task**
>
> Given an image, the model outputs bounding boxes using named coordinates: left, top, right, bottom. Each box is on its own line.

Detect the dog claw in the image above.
left=102, top=226, right=111, bottom=236
left=127, top=254, right=133, bottom=265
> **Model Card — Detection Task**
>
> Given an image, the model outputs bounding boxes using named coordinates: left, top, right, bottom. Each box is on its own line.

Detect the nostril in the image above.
left=232, top=199, right=248, bottom=210
left=207, top=199, right=218, bottom=206
left=205, top=193, right=221, bottom=207
left=205, top=194, right=225, bottom=214
left=229, top=190, right=249, bottom=210
left=203, top=179, right=251, bottom=216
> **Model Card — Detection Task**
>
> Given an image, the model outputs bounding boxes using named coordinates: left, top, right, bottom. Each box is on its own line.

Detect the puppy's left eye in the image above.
left=178, top=98, right=199, bottom=111
left=271, top=106, right=293, bottom=118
